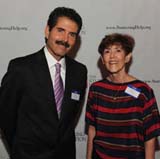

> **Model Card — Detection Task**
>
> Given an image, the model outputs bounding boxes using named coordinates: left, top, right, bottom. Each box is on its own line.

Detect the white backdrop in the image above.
left=0, top=0, right=160, bottom=158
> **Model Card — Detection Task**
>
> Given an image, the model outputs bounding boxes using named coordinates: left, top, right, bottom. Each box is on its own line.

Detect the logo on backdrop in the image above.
left=0, top=26, right=28, bottom=31
left=106, top=25, right=151, bottom=31
left=144, top=79, right=160, bottom=84
left=80, top=25, right=86, bottom=35
left=88, top=75, right=99, bottom=86
left=76, top=131, right=87, bottom=142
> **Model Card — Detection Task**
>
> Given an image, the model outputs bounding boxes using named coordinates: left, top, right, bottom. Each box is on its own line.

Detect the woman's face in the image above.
left=101, top=44, right=131, bottom=75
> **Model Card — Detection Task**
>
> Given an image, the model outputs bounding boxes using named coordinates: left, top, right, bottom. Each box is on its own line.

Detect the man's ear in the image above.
left=45, top=25, right=49, bottom=40
left=125, top=53, right=132, bottom=63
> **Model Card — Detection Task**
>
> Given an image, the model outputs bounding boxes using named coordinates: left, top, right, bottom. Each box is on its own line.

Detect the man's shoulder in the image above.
left=9, top=48, right=44, bottom=66
left=65, top=55, right=87, bottom=70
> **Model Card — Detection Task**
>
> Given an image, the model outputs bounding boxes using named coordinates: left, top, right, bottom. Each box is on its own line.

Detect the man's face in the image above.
left=45, top=16, right=79, bottom=61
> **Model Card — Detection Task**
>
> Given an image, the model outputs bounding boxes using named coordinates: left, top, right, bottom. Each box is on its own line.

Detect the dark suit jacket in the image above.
left=0, top=48, right=87, bottom=159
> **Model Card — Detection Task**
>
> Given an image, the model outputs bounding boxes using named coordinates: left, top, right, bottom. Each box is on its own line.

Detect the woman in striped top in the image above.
left=85, top=33, right=160, bottom=159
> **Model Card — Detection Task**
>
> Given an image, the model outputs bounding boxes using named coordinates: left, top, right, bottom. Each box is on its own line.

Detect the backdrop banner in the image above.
left=0, top=0, right=160, bottom=158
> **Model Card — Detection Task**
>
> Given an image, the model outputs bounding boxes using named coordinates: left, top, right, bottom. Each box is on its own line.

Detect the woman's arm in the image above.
left=145, top=137, right=156, bottom=159
left=86, top=125, right=96, bottom=159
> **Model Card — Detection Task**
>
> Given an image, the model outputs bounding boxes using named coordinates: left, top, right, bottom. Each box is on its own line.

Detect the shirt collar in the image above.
left=44, top=46, right=66, bottom=70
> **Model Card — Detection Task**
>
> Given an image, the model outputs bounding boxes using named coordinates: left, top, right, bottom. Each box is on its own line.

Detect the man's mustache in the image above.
left=55, top=40, right=70, bottom=48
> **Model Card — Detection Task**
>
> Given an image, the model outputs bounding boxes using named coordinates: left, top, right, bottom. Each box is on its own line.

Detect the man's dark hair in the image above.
left=98, top=33, right=135, bottom=55
left=47, top=7, right=82, bottom=34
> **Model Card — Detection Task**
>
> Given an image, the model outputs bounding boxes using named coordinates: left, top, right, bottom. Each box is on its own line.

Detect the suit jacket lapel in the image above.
left=34, top=49, right=59, bottom=120
left=60, top=56, right=74, bottom=120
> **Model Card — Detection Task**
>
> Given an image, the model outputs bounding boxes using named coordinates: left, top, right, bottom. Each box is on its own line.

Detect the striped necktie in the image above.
left=54, top=63, right=64, bottom=117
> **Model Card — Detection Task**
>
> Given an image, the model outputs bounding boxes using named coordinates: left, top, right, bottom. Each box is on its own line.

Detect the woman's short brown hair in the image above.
left=98, top=33, right=135, bottom=55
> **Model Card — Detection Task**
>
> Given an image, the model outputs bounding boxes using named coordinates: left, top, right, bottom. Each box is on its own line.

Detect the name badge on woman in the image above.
left=125, top=85, right=141, bottom=98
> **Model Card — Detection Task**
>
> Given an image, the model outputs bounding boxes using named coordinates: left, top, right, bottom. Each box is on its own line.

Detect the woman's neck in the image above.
left=107, top=73, right=136, bottom=83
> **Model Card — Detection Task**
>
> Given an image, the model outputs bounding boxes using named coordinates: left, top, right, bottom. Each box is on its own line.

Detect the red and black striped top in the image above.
left=85, top=79, right=160, bottom=159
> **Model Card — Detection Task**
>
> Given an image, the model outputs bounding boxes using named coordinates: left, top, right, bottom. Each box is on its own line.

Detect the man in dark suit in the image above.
left=0, top=7, right=87, bottom=159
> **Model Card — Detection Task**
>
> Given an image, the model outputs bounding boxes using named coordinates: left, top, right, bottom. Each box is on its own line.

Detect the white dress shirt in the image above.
left=44, top=46, right=66, bottom=88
